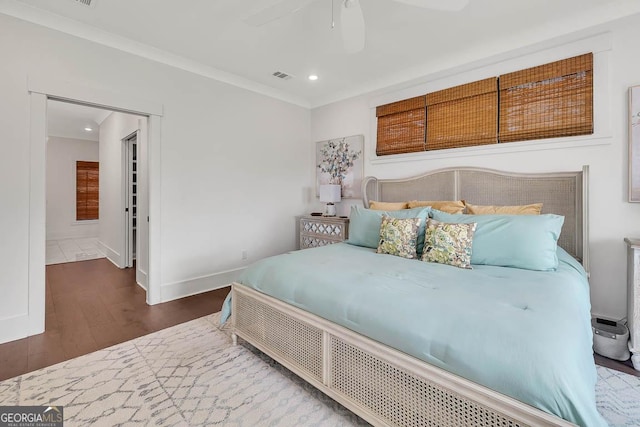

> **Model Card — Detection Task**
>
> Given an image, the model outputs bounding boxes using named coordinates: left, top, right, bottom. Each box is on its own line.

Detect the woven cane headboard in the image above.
left=363, top=166, right=589, bottom=273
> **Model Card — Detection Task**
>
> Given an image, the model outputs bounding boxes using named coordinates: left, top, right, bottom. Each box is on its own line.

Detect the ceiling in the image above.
left=47, top=100, right=111, bottom=142
left=5, top=0, right=640, bottom=107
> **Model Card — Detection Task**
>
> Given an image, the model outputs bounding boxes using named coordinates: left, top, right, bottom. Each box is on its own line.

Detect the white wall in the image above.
left=97, top=111, right=140, bottom=268
left=45, top=136, right=99, bottom=240
left=311, top=14, right=640, bottom=321
left=0, top=13, right=311, bottom=343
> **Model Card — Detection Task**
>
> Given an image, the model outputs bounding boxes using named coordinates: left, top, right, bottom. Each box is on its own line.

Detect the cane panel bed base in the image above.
left=231, top=284, right=576, bottom=427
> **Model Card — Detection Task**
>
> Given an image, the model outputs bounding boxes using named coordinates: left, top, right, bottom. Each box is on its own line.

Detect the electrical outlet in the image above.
left=242, top=250, right=248, bottom=260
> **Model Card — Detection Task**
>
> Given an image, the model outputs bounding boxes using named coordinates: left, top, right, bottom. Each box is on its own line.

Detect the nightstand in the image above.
left=299, top=216, right=349, bottom=249
left=625, top=237, right=640, bottom=370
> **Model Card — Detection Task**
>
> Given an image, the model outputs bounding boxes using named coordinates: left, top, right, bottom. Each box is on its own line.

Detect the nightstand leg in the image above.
left=231, top=332, right=238, bottom=346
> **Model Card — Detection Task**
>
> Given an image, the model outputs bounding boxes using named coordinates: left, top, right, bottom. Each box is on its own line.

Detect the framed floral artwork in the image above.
left=316, top=135, right=364, bottom=199
left=630, top=86, right=640, bottom=202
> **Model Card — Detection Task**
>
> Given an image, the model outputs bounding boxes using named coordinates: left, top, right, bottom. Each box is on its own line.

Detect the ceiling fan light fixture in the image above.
left=245, top=0, right=467, bottom=54
left=308, top=74, right=319, bottom=81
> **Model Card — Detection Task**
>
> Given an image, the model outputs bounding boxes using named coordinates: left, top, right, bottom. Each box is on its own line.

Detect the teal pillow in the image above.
left=430, top=210, right=564, bottom=271
left=347, top=205, right=431, bottom=253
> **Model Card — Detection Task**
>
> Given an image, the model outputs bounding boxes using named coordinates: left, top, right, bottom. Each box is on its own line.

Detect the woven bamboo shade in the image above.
left=76, top=161, right=99, bottom=221
left=376, top=96, right=426, bottom=155
left=499, top=53, right=593, bottom=142
left=426, top=78, right=498, bottom=150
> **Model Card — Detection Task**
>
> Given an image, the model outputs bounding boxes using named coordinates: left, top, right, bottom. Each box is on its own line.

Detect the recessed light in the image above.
left=84, top=127, right=93, bottom=132
left=308, top=75, right=319, bottom=81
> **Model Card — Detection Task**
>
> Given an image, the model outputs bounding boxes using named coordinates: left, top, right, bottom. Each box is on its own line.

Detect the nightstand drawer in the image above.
left=300, top=216, right=349, bottom=249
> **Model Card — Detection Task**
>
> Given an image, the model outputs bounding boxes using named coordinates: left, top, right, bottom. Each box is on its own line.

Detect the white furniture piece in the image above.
left=299, top=215, right=349, bottom=249
left=233, top=166, right=589, bottom=427
left=625, top=237, right=640, bottom=370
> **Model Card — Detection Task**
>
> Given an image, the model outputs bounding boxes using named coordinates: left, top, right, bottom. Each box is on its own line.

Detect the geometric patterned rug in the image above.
left=596, top=365, right=640, bottom=427
left=0, top=313, right=638, bottom=427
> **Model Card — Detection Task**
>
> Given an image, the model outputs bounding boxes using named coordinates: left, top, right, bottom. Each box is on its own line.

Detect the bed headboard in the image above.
left=363, top=166, right=589, bottom=273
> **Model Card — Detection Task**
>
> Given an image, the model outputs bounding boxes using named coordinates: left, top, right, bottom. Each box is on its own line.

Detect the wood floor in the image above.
left=0, top=258, right=229, bottom=381
left=594, top=353, right=639, bottom=377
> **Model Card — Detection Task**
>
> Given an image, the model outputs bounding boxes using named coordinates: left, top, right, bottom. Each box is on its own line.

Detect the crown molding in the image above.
left=3, top=0, right=639, bottom=111
left=0, top=0, right=311, bottom=109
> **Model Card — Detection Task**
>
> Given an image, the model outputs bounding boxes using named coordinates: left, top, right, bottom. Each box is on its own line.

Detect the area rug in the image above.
left=0, top=313, right=638, bottom=426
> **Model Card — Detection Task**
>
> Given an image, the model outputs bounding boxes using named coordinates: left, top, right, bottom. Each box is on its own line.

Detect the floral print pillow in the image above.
left=422, top=219, right=476, bottom=269
left=376, top=215, right=421, bottom=259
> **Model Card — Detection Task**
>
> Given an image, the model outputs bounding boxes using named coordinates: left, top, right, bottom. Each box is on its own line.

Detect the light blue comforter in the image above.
left=222, top=243, right=606, bottom=427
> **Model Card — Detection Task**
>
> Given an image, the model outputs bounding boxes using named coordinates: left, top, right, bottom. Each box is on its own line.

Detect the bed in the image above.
left=226, top=166, right=605, bottom=427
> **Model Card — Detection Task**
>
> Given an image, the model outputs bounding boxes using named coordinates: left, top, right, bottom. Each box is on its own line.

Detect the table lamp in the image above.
left=319, top=184, right=341, bottom=216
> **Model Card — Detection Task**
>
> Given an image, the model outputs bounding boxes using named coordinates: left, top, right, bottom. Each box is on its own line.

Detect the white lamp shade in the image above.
left=319, top=184, right=341, bottom=203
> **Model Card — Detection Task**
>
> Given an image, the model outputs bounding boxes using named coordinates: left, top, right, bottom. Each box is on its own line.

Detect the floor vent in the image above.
left=272, top=71, right=293, bottom=80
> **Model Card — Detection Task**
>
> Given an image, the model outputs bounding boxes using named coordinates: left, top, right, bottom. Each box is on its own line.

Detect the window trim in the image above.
left=375, top=54, right=593, bottom=157
left=370, top=128, right=610, bottom=165
left=368, top=32, right=612, bottom=163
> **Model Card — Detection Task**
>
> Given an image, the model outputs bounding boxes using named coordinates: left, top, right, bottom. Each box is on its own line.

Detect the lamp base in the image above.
left=324, top=203, right=337, bottom=217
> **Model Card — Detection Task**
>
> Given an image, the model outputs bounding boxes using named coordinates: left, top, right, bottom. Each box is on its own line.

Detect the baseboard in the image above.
left=46, top=228, right=99, bottom=241
left=137, top=269, right=148, bottom=291
left=0, top=314, right=29, bottom=344
left=160, top=268, right=244, bottom=303
left=97, top=240, right=123, bottom=268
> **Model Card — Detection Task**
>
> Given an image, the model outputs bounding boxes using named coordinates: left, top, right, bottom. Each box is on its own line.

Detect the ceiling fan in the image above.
left=244, top=0, right=469, bottom=53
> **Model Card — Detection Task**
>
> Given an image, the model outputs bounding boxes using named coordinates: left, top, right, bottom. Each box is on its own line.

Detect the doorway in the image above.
left=124, top=131, right=138, bottom=268
left=27, top=81, right=163, bottom=338
left=45, top=101, right=108, bottom=266
left=45, top=100, right=147, bottom=276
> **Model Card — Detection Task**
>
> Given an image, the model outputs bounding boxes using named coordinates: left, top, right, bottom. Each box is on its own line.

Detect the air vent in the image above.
left=72, top=0, right=94, bottom=7
left=272, top=71, right=293, bottom=80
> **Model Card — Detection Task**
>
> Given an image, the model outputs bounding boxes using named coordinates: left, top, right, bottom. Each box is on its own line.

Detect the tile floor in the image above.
left=46, top=237, right=106, bottom=265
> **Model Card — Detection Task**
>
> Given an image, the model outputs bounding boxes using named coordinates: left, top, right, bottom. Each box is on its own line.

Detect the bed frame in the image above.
left=231, top=166, right=589, bottom=427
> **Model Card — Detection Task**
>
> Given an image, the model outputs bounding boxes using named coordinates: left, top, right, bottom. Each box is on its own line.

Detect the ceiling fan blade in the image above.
left=244, top=0, right=316, bottom=26
left=391, top=0, right=469, bottom=11
left=341, top=0, right=365, bottom=53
